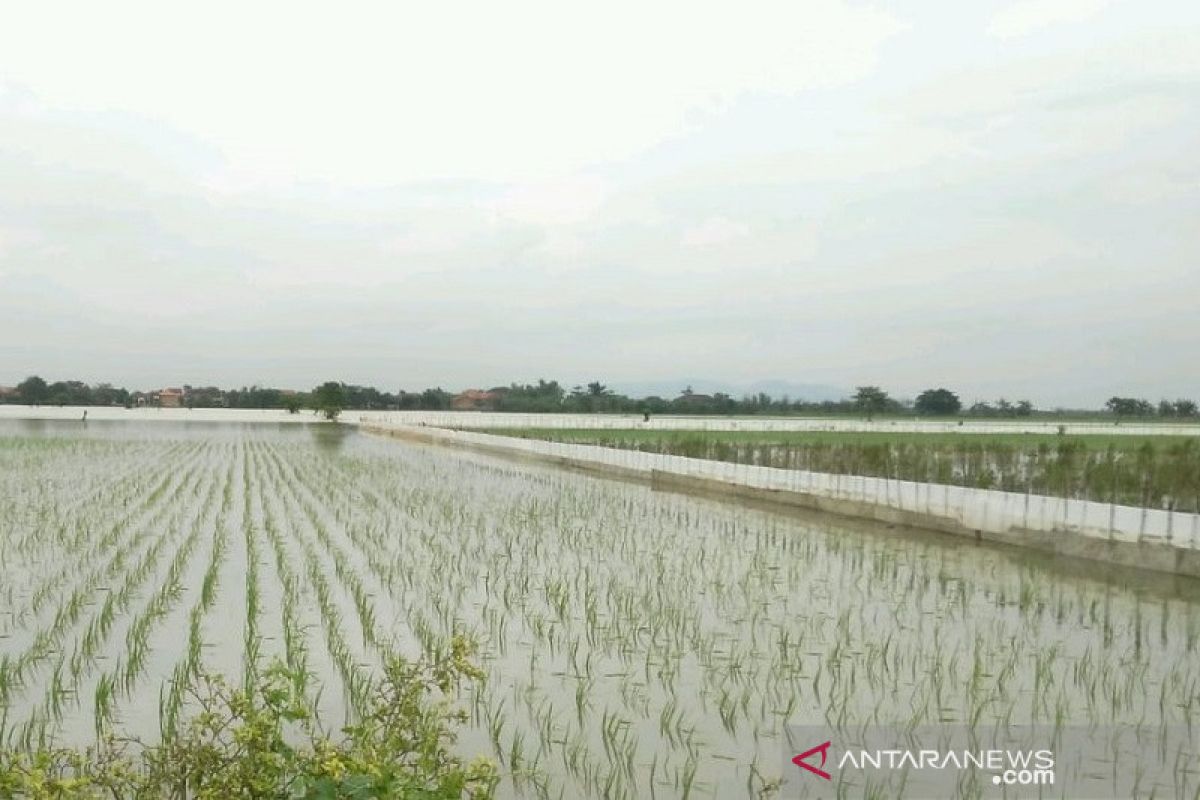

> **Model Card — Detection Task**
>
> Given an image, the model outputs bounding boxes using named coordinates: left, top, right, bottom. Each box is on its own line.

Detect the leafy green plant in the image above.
left=0, top=638, right=496, bottom=799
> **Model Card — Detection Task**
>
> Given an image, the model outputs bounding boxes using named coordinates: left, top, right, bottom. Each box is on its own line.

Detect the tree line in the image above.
left=1106, top=396, right=1198, bottom=418
left=3, top=375, right=1197, bottom=419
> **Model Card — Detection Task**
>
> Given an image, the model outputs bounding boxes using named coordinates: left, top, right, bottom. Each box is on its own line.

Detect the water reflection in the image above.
left=308, top=423, right=353, bottom=454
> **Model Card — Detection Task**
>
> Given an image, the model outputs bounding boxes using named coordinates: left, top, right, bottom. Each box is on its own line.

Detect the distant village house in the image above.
left=134, top=388, right=187, bottom=408
left=158, top=388, right=185, bottom=408
left=451, top=389, right=500, bottom=411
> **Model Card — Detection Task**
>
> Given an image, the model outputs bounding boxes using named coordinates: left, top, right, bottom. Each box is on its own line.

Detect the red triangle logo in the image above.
left=792, top=740, right=832, bottom=780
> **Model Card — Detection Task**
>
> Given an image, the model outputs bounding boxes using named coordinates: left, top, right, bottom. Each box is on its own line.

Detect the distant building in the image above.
left=451, top=389, right=499, bottom=411
left=157, top=387, right=185, bottom=408
left=0, top=386, right=17, bottom=401
left=674, top=392, right=714, bottom=406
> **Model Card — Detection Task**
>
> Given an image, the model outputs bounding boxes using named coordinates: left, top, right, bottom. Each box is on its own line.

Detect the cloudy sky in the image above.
left=1, top=1, right=1197, bottom=407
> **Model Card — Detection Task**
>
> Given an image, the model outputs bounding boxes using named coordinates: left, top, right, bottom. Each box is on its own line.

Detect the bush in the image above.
left=0, top=637, right=497, bottom=799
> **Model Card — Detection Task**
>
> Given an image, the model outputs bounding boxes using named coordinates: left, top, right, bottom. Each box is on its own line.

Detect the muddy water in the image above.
left=2, top=420, right=1199, bottom=798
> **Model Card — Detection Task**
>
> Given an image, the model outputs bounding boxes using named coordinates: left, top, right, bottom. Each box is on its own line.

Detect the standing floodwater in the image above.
left=1, top=420, right=1199, bottom=797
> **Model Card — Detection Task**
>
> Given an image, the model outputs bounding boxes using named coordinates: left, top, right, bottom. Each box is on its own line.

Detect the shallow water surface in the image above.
left=1, top=420, right=1198, bottom=797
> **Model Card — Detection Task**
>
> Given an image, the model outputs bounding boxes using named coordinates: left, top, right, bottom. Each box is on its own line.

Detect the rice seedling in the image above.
left=93, top=672, right=116, bottom=738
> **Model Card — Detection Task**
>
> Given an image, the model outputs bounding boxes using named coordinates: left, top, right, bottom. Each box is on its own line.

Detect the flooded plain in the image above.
left=2, top=420, right=1199, bottom=797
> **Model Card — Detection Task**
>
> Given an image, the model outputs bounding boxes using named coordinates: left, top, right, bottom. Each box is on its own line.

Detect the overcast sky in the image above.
left=1, top=1, right=1197, bottom=407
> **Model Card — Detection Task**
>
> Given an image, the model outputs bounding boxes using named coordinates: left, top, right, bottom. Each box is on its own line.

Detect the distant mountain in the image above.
left=606, top=379, right=847, bottom=402
left=741, top=380, right=850, bottom=401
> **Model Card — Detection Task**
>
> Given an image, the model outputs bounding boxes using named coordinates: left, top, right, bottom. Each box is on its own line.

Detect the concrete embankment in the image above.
left=362, top=424, right=1200, bottom=580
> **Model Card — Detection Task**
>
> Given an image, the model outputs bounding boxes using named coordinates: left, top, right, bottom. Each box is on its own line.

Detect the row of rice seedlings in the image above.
left=2, top=460, right=209, bottom=708
left=0, top=437, right=175, bottom=598
left=249, top=444, right=375, bottom=720
left=46, top=458, right=224, bottom=742
left=8, top=451, right=231, bottom=749
left=302, top=543, right=371, bottom=720
left=357, top=465, right=628, bottom=791
left=1, top=451, right=207, bottom=748
left=119, top=473, right=219, bottom=696
left=0, top=655, right=12, bottom=710
left=273, top=475, right=381, bottom=654
left=259, top=490, right=315, bottom=709
left=264, top=445, right=579, bottom=789
left=323, top=456, right=631, bottom=796
left=242, top=445, right=263, bottom=694
left=92, top=672, right=117, bottom=737
left=258, top=443, right=411, bottom=670
left=5, top=442, right=202, bottom=636
left=160, top=456, right=237, bottom=739
left=10, top=453, right=194, bottom=640
left=254, top=443, right=379, bottom=736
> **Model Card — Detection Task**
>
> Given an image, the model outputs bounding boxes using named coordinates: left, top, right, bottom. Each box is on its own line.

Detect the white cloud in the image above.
left=495, top=175, right=609, bottom=227
left=681, top=217, right=752, bottom=248
left=900, top=28, right=1200, bottom=123
left=0, top=1, right=901, bottom=186
left=988, top=0, right=1113, bottom=38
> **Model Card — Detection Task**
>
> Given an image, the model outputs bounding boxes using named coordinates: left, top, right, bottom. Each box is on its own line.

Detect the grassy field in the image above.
left=485, top=428, right=1200, bottom=512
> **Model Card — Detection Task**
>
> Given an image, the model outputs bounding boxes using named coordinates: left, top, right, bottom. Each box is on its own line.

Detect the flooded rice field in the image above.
left=2, top=420, right=1200, bottom=798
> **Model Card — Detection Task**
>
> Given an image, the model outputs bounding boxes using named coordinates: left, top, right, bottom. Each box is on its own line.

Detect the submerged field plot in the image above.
left=2, top=420, right=1200, bottom=797
left=486, top=427, right=1200, bottom=513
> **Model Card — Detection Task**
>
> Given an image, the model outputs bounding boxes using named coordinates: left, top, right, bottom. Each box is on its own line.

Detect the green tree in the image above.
left=312, top=381, right=346, bottom=421
left=853, top=386, right=890, bottom=420
left=914, top=387, right=962, bottom=416
left=17, top=375, right=49, bottom=405
left=968, top=401, right=995, bottom=416
left=421, top=387, right=452, bottom=409
left=1158, top=398, right=1198, bottom=418
left=495, top=379, right=565, bottom=413
left=1106, top=396, right=1153, bottom=417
